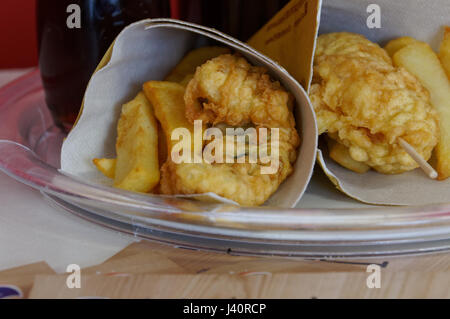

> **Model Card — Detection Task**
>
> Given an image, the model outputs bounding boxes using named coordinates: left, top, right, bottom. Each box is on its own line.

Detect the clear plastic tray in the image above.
left=1, top=69, right=450, bottom=258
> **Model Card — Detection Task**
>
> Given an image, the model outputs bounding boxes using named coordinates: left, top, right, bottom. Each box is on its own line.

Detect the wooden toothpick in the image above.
left=398, top=137, right=438, bottom=180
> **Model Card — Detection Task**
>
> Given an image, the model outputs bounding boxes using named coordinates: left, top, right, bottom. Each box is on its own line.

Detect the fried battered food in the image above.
left=310, top=32, right=439, bottom=174
left=184, top=54, right=300, bottom=159
left=148, top=54, right=300, bottom=206
left=185, top=55, right=295, bottom=129
left=327, top=138, right=370, bottom=174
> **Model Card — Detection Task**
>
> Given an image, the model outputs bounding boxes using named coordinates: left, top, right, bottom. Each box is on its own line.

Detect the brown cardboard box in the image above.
left=0, top=262, right=55, bottom=298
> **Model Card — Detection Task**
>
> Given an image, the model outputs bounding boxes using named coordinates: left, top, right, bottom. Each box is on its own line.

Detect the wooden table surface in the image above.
left=0, top=240, right=448, bottom=298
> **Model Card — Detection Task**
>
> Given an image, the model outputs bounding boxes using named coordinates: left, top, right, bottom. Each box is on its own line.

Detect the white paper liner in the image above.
left=60, top=19, right=318, bottom=208
left=316, top=0, right=450, bottom=205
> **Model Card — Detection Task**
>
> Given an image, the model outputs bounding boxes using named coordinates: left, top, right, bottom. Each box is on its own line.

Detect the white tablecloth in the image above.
left=0, top=69, right=135, bottom=273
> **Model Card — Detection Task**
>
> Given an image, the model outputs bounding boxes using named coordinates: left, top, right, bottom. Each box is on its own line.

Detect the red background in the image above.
left=0, top=0, right=38, bottom=68
left=0, top=1, right=181, bottom=69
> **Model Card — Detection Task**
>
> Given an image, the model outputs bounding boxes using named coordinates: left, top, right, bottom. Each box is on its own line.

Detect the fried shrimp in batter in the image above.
left=159, top=54, right=300, bottom=206
left=310, top=32, right=439, bottom=174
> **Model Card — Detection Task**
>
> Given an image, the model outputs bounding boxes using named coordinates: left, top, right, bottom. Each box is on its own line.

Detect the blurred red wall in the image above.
left=0, top=0, right=38, bottom=68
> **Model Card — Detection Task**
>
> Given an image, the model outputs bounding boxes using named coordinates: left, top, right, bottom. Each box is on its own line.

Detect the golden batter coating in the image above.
left=310, top=32, right=439, bottom=174
left=160, top=54, right=300, bottom=206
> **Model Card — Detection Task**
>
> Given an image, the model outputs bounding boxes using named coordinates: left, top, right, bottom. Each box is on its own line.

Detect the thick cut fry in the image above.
left=143, top=81, right=194, bottom=154
left=384, top=36, right=417, bottom=58
left=93, top=158, right=116, bottom=179
left=439, top=26, right=450, bottom=79
left=114, top=92, right=160, bottom=192
left=327, top=139, right=370, bottom=174
left=393, top=42, right=450, bottom=180
left=164, top=46, right=231, bottom=83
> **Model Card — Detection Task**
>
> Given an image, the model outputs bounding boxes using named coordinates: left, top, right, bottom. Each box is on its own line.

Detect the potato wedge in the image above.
left=393, top=42, right=450, bottom=180
left=114, top=92, right=160, bottom=192
left=143, top=81, right=194, bottom=154
left=93, top=158, right=116, bottom=179
left=439, top=26, right=450, bottom=79
left=384, top=36, right=418, bottom=58
left=164, top=46, right=230, bottom=83
left=327, top=138, right=370, bottom=174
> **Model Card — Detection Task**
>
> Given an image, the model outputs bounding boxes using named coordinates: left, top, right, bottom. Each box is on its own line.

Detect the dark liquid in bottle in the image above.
left=37, top=0, right=170, bottom=131
left=37, top=0, right=287, bottom=131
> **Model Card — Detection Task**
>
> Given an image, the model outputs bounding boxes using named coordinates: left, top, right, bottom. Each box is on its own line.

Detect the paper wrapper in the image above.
left=60, top=19, right=318, bottom=208
left=318, top=0, right=450, bottom=205
left=252, top=0, right=450, bottom=206
left=249, top=0, right=322, bottom=91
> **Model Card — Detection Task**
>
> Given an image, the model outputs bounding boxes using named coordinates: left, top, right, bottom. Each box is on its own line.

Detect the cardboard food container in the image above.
left=250, top=0, right=450, bottom=206
left=60, top=19, right=319, bottom=208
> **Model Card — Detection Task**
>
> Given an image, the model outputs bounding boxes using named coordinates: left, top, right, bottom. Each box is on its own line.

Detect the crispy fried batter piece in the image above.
left=185, top=54, right=296, bottom=129
left=157, top=54, right=300, bottom=206
left=184, top=54, right=300, bottom=159
left=310, top=33, right=439, bottom=174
